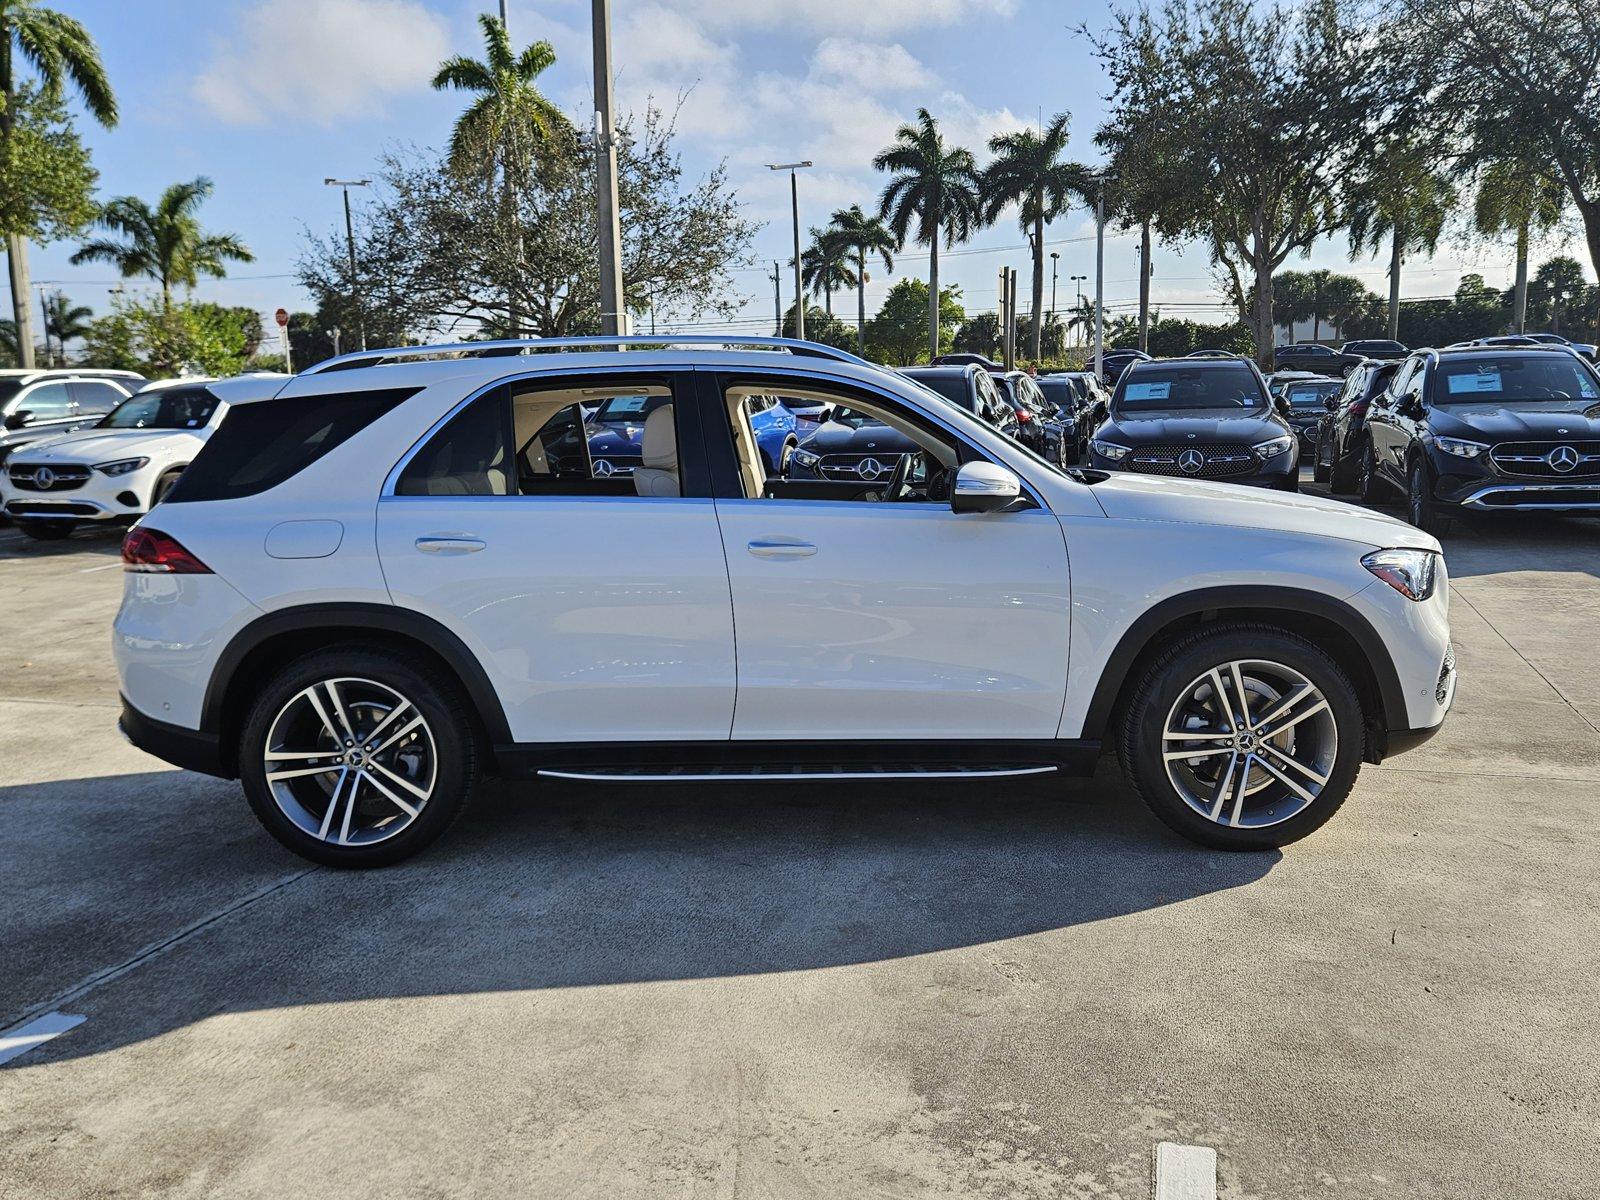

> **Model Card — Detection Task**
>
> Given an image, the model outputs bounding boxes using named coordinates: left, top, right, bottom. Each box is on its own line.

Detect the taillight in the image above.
left=122, top=527, right=212, bottom=574
left=1015, top=408, right=1032, bottom=423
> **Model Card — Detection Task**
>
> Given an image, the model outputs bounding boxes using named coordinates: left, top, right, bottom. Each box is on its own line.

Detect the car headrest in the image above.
left=641, top=404, right=676, bottom=470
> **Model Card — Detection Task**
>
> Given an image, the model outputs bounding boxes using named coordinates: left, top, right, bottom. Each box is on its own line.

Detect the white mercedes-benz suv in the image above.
left=113, top=338, right=1456, bottom=867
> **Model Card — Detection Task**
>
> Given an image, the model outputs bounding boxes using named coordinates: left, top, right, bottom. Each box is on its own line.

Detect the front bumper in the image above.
left=3, top=462, right=159, bottom=521
left=1455, top=483, right=1600, bottom=511
left=1086, top=449, right=1299, bottom=487
left=119, top=696, right=230, bottom=778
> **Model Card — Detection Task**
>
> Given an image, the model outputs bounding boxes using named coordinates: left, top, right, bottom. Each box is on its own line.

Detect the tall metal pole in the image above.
left=1094, top=182, right=1105, bottom=381
left=325, top=179, right=370, bottom=350
left=1050, top=252, right=1059, bottom=321
left=768, top=162, right=812, bottom=341
left=499, top=0, right=509, bottom=35
left=38, top=287, right=52, bottom=367
left=771, top=262, right=782, bottom=336
left=593, top=0, right=625, bottom=335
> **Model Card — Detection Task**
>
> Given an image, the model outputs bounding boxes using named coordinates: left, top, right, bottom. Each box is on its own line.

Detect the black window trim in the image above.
left=380, top=365, right=711, bottom=501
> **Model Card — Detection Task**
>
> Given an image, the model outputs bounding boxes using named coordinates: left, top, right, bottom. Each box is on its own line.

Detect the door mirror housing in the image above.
left=1323, top=395, right=1340, bottom=412
left=5, top=409, right=31, bottom=430
left=951, top=460, right=1022, bottom=514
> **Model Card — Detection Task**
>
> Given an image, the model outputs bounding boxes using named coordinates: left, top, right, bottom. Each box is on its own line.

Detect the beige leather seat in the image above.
left=633, top=404, right=679, bottom=497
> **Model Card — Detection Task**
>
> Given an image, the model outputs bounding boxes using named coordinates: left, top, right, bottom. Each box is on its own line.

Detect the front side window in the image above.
left=69, top=380, right=127, bottom=413
left=1116, top=366, right=1266, bottom=412
left=101, top=388, right=219, bottom=430
left=17, top=381, right=71, bottom=420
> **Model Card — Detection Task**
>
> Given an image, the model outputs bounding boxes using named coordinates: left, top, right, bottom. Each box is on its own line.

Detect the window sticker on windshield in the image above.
left=1125, top=381, right=1171, bottom=401
left=1446, top=368, right=1502, bottom=395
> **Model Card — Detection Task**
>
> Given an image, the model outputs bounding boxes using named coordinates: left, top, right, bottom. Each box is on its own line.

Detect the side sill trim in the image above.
left=537, top=765, right=1061, bottom=783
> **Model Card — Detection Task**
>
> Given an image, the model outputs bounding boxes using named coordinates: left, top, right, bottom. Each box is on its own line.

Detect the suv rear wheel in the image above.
left=1118, top=624, right=1363, bottom=850
left=240, top=646, right=481, bottom=868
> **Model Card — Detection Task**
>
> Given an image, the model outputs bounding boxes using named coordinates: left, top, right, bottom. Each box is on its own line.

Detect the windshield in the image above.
left=1285, top=381, right=1342, bottom=407
left=903, top=374, right=976, bottom=413
left=0, top=380, right=24, bottom=409
left=100, top=388, right=219, bottom=429
left=1431, top=355, right=1600, bottom=404
left=1115, top=365, right=1266, bottom=412
left=590, top=394, right=667, bottom=424
left=1345, top=340, right=1404, bottom=354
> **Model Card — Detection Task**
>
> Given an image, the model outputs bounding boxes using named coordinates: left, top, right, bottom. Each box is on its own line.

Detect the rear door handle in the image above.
left=747, top=538, right=816, bottom=559
left=416, top=535, right=485, bottom=555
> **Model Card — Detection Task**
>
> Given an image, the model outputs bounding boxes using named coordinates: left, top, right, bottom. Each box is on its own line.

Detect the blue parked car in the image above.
left=741, top=392, right=801, bottom=473
left=573, top=393, right=672, bottom=476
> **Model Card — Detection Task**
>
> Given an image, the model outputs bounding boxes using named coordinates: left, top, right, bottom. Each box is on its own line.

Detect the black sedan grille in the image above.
left=1489, top=440, right=1600, bottom=480
left=1126, top=442, right=1258, bottom=479
left=818, top=452, right=907, bottom=481
left=8, top=463, right=91, bottom=492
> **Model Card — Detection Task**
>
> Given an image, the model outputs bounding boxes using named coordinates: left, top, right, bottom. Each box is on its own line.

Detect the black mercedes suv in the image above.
left=1086, top=357, right=1299, bottom=489
left=1362, top=345, right=1600, bottom=532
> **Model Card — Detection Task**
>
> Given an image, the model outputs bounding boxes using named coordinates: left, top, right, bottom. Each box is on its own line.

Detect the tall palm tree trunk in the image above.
left=1513, top=222, right=1530, bottom=333
left=823, top=288, right=832, bottom=318
left=856, top=247, right=867, bottom=351
left=1138, top=220, right=1152, bottom=353
left=1028, top=212, right=1044, bottom=360
left=927, top=218, right=940, bottom=361
left=6, top=235, right=34, bottom=368
left=1387, top=225, right=1404, bottom=339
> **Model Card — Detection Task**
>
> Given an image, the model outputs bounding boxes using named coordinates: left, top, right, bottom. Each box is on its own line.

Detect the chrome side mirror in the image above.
left=951, top=461, right=1022, bottom=514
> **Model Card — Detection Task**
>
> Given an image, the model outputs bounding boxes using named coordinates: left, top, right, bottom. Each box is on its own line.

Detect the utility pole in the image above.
left=1094, top=181, right=1105, bottom=381
left=771, top=261, right=782, bottom=336
left=36, top=287, right=51, bottom=367
left=768, top=161, right=812, bottom=341
left=1137, top=222, right=1152, bottom=355
left=593, top=0, right=625, bottom=336
left=1004, top=268, right=1019, bottom=370
left=1070, top=274, right=1086, bottom=350
left=324, top=179, right=371, bottom=350
left=499, top=0, right=509, bottom=34
left=1049, top=250, right=1060, bottom=324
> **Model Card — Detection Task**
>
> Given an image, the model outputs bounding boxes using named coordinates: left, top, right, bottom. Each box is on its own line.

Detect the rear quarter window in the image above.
left=163, top=387, right=420, bottom=503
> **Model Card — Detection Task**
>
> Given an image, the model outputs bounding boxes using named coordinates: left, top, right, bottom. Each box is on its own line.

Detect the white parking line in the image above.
left=77, top=562, right=122, bottom=573
left=1154, top=1142, right=1217, bottom=1200
left=0, top=1012, right=86, bottom=1067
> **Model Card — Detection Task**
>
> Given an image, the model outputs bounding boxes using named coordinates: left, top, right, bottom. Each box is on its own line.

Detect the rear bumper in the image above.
left=119, top=697, right=231, bottom=779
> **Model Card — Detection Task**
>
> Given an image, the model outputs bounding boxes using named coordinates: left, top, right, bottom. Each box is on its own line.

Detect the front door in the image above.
left=706, top=371, right=1072, bottom=742
left=376, top=371, right=736, bottom=744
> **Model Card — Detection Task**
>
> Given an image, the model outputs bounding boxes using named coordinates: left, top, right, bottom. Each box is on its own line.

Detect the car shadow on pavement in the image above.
left=4, top=762, right=1279, bottom=1062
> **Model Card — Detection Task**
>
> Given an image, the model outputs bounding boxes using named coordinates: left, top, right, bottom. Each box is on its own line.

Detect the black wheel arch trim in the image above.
left=1078, top=585, right=1408, bottom=744
left=200, top=602, right=513, bottom=745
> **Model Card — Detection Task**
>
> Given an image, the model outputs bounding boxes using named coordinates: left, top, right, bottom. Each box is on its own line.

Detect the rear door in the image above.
left=705, top=370, right=1071, bottom=742
left=376, top=370, right=736, bottom=744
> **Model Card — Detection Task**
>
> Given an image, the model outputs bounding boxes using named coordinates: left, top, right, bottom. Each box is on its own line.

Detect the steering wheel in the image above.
left=880, top=450, right=920, bottom=502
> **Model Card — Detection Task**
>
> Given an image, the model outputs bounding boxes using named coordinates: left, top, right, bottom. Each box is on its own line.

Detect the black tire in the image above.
left=1356, top=438, right=1381, bottom=504
left=239, top=645, right=482, bottom=868
left=151, top=467, right=185, bottom=506
left=1407, top=458, right=1451, bottom=536
left=1117, top=623, right=1365, bottom=850
left=16, top=519, right=75, bottom=541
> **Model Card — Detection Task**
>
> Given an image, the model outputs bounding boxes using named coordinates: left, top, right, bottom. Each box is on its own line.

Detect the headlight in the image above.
left=1090, top=439, right=1131, bottom=461
left=1434, top=436, right=1488, bottom=459
left=790, top=448, right=822, bottom=470
left=1252, top=435, right=1294, bottom=461
left=94, top=457, right=149, bottom=476
left=1362, top=548, right=1440, bottom=602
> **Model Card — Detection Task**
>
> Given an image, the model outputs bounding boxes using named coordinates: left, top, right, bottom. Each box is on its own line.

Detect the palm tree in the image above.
left=874, top=109, right=985, bottom=360
left=800, top=227, right=856, bottom=319
left=40, top=289, right=89, bottom=365
left=1348, top=140, right=1456, bottom=339
left=825, top=205, right=896, bottom=352
left=0, top=0, right=116, bottom=368
left=981, top=113, right=1095, bottom=359
left=1474, top=159, right=1566, bottom=334
left=72, top=178, right=253, bottom=308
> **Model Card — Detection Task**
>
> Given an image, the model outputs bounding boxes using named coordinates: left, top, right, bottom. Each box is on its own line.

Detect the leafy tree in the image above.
left=0, top=0, right=115, bottom=367
left=981, top=112, right=1094, bottom=359
left=1398, top=0, right=1600, bottom=284
left=1347, top=137, right=1456, bottom=338
left=823, top=204, right=896, bottom=352
left=39, top=286, right=86, bottom=363
left=1527, top=255, right=1590, bottom=336
left=952, top=311, right=1000, bottom=357
left=1473, top=158, right=1567, bottom=333
left=874, top=108, right=985, bottom=361
left=865, top=278, right=963, bottom=366
left=72, top=177, right=253, bottom=308
left=80, top=294, right=255, bottom=376
left=780, top=302, right=856, bottom=351
left=1141, top=316, right=1254, bottom=356
left=296, top=106, right=756, bottom=339
left=799, top=226, right=856, bottom=318
left=1273, top=269, right=1379, bottom=342
left=1092, top=0, right=1396, bottom=365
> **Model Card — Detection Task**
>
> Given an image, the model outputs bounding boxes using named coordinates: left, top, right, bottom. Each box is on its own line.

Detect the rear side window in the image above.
left=164, top=387, right=418, bottom=503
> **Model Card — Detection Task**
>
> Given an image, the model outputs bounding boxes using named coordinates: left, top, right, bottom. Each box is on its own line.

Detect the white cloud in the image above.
left=193, top=0, right=451, bottom=125
left=808, top=39, right=933, bottom=92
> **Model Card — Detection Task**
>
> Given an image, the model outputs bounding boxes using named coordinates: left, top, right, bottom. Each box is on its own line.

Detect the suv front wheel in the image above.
left=240, top=646, right=481, bottom=867
left=1118, top=625, right=1364, bottom=850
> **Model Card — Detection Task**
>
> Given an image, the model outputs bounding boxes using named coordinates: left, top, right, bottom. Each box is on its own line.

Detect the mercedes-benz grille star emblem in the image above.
left=1177, top=449, right=1205, bottom=474
left=1547, top=445, right=1580, bottom=474
left=33, top=466, right=55, bottom=489
left=857, top=457, right=886, bottom=480
left=593, top=458, right=615, bottom=477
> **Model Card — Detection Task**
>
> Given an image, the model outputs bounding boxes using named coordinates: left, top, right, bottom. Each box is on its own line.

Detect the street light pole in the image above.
left=770, top=261, right=782, bottom=336
left=769, top=161, right=812, bottom=341
left=1070, top=275, right=1086, bottom=349
left=324, top=178, right=371, bottom=351
left=1094, top=181, right=1105, bottom=381
left=593, top=0, right=626, bottom=335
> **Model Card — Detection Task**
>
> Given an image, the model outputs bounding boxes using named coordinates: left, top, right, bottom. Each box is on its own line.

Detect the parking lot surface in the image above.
left=2, top=485, right=1597, bottom=1199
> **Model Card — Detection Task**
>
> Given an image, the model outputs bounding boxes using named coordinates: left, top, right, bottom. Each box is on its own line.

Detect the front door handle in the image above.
left=747, top=538, right=816, bottom=559
left=416, top=535, right=486, bottom=555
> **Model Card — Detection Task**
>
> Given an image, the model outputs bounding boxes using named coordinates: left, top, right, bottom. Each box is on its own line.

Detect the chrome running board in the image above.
left=537, top=763, right=1060, bottom=783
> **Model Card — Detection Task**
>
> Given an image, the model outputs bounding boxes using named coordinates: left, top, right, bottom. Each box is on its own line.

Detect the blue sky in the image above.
left=30, top=0, right=1585, bottom=341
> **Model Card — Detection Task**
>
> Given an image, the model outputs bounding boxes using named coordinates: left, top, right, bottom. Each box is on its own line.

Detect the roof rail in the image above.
left=300, top=334, right=877, bottom=375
